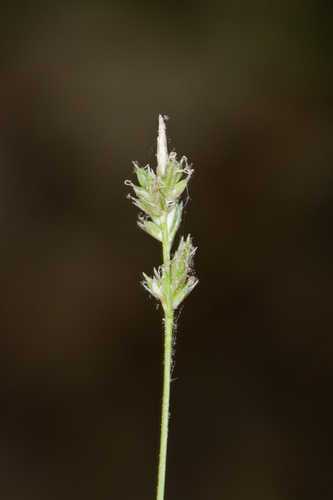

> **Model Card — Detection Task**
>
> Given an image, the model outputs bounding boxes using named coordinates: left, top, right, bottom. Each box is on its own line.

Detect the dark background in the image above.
left=0, top=1, right=332, bottom=499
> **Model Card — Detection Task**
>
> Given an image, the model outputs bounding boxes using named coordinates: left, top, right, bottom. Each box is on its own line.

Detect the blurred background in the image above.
left=0, top=1, right=332, bottom=499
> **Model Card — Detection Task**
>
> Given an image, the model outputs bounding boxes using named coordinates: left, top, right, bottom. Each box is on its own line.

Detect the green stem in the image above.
left=156, top=224, right=174, bottom=500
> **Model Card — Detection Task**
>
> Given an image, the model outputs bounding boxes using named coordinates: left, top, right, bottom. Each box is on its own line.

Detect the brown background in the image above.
left=0, top=1, right=332, bottom=499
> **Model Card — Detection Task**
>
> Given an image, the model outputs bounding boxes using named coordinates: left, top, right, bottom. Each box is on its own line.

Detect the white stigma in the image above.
left=157, top=114, right=168, bottom=176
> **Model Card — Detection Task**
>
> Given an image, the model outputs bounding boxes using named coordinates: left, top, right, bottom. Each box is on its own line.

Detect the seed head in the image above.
left=126, top=115, right=198, bottom=310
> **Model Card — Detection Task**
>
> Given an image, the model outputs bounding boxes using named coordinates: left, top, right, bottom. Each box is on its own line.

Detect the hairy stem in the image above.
left=156, top=222, right=174, bottom=500
left=156, top=310, right=173, bottom=500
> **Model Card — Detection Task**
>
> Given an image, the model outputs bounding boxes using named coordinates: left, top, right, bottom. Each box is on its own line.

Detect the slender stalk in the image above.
left=156, top=222, right=174, bottom=500
left=157, top=306, right=173, bottom=500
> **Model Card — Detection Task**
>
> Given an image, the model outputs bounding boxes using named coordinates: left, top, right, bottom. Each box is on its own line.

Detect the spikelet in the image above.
left=125, top=115, right=198, bottom=310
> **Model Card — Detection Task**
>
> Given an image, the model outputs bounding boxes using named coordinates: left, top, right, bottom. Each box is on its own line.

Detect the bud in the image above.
left=157, top=114, right=168, bottom=176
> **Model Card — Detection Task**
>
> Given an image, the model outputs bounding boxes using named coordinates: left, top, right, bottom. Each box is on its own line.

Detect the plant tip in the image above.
left=157, top=114, right=168, bottom=176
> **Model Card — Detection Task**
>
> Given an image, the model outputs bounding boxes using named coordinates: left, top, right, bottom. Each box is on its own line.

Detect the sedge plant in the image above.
left=125, top=115, right=198, bottom=500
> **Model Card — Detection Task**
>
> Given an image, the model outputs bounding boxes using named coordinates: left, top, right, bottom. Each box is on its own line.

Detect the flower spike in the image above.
left=125, top=115, right=198, bottom=500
